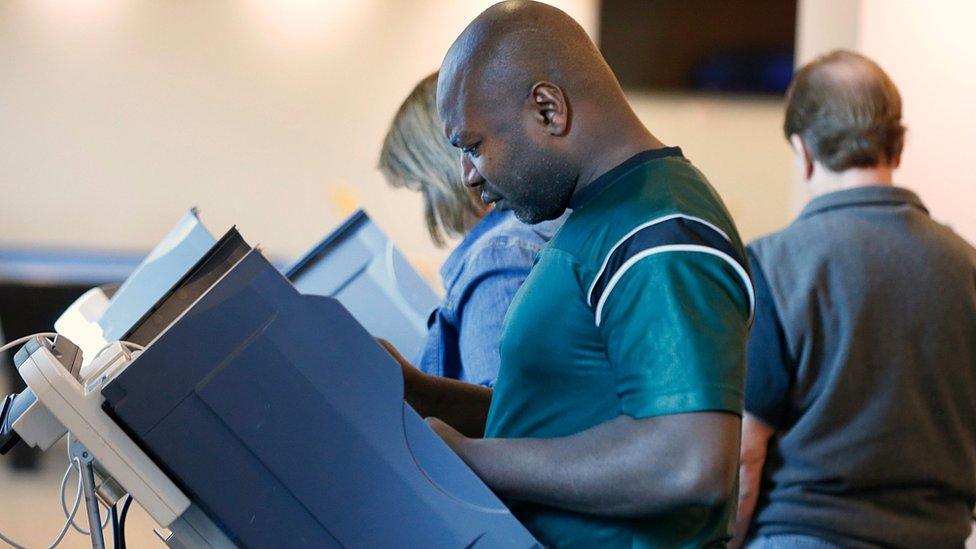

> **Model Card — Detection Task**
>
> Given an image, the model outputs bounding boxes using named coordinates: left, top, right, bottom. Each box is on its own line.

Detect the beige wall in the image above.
left=0, top=0, right=791, bottom=289
left=795, top=0, right=860, bottom=65
left=857, top=0, right=976, bottom=244
left=0, top=1, right=588, bottom=285
left=630, top=93, right=792, bottom=242
left=795, top=0, right=976, bottom=244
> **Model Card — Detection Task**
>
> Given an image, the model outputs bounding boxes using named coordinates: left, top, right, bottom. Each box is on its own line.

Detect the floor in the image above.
left=0, top=442, right=162, bottom=549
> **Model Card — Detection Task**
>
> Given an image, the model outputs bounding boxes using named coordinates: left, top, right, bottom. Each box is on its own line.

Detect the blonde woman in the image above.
left=379, top=72, right=563, bottom=387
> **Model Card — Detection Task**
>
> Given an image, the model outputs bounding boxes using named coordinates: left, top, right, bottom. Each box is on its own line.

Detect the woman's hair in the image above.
left=379, top=72, right=487, bottom=247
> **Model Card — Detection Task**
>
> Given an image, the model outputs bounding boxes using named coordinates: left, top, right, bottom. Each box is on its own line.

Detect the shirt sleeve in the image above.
left=455, top=240, right=541, bottom=387
left=597, top=252, right=751, bottom=419
left=743, top=247, right=794, bottom=429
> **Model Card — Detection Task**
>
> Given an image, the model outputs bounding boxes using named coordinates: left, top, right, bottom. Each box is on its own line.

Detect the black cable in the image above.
left=111, top=504, right=120, bottom=549
left=0, top=393, right=23, bottom=455
left=118, top=496, right=132, bottom=549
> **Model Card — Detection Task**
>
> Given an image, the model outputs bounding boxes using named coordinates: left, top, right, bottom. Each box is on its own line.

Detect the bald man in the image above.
left=383, top=2, right=754, bottom=546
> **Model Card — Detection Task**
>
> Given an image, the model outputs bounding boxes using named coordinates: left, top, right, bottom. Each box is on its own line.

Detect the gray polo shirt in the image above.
left=745, top=185, right=976, bottom=548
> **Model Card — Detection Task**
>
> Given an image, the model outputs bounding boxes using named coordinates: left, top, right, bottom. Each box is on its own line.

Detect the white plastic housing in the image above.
left=12, top=399, right=66, bottom=450
left=14, top=341, right=190, bottom=527
left=54, top=287, right=111, bottom=366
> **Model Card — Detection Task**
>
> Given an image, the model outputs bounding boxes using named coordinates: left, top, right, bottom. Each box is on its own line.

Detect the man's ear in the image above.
left=528, top=81, right=569, bottom=136
left=789, top=134, right=815, bottom=180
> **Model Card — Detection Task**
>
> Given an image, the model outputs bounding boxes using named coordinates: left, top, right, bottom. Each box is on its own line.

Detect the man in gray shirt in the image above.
left=732, top=50, right=976, bottom=548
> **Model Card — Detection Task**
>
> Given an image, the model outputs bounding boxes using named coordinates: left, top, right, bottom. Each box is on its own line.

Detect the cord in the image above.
left=3, top=333, right=143, bottom=371
left=0, top=333, right=59, bottom=355
left=0, top=332, right=68, bottom=548
left=118, top=496, right=132, bottom=549
left=0, top=524, right=27, bottom=549
left=0, top=333, right=121, bottom=548
left=62, top=435, right=111, bottom=536
left=90, top=340, right=144, bottom=369
left=58, top=456, right=111, bottom=536
left=45, top=458, right=85, bottom=549
left=111, top=504, right=120, bottom=549
left=0, top=457, right=85, bottom=549
left=92, top=340, right=144, bottom=364
left=118, top=341, right=144, bottom=353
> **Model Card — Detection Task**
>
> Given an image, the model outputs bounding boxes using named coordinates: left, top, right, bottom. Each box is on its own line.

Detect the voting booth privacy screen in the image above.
left=1, top=211, right=536, bottom=547
left=286, top=209, right=440, bottom=362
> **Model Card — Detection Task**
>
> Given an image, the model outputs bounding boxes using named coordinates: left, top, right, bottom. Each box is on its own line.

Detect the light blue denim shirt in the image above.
left=416, top=209, right=565, bottom=386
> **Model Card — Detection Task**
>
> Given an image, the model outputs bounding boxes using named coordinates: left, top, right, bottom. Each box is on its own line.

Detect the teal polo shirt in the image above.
left=485, top=148, right=754, bottom=548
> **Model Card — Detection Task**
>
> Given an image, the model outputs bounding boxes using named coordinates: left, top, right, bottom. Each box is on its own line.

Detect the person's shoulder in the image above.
left=451, top=211, right=558, bottom=281
left=748, top=210, right=829, bottom=256
left=918, top=217, right=976, bottom=265
left=475, top=210, right=564, bottom=254
left=746, top=216, right=849, bottom=310
left=527, top=210, right=567, bottom=241
left=585, top=153, right=743, bottom=251
left=747, top=226, right=792, bottom=257
left=661, top=160, right=744, bottom=237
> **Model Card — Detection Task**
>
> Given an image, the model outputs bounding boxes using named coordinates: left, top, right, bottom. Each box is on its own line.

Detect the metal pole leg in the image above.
left=71, top=439, right=106, bottom=549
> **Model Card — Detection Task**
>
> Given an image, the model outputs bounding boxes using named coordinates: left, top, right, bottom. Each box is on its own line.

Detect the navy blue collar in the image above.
left=569, top=147, right=684, bottom=209
left=799, top=185, right=928, bottom=220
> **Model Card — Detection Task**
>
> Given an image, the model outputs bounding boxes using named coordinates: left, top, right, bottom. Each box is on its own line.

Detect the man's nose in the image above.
left=461, top=155, right=485, bottom=188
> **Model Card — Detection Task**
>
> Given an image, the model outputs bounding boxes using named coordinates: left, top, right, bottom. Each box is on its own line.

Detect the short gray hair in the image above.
left=785, top=50, right=905, bottom=171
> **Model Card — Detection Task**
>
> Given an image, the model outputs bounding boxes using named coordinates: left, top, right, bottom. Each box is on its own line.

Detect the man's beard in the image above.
left=510, top=152, right=576, bottom=224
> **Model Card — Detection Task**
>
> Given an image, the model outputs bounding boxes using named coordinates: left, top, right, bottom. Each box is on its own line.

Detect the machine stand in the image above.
left=70, top=438, right=106, bottom=549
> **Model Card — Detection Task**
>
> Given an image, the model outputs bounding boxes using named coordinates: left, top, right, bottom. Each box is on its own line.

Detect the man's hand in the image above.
left=425, top=417, right=470, bottom=455
left=375, top=338, right=493, bottom=438
left=729, top=413, right=775, bottom=548
left=376, top=338, right=424, bottom=389
left=376, top=337, right=436, bottom=419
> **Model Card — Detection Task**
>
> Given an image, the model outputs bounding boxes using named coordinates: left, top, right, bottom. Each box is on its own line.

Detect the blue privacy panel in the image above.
left=102, top=249, right=537, bottom=548
left=286, top=210, right=439, bottom=362
left=98, top=209, right=216, bottom=341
